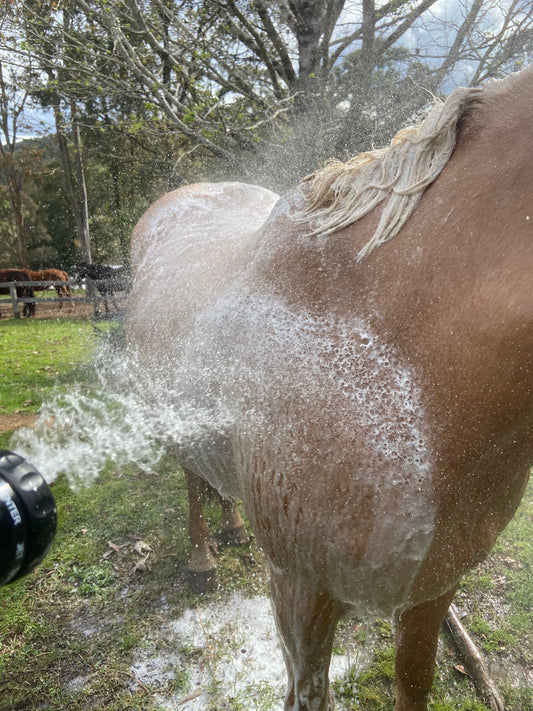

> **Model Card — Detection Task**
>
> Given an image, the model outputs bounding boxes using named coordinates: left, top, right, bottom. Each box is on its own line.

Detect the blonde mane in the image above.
left=293, top=85, right=485, bottom=260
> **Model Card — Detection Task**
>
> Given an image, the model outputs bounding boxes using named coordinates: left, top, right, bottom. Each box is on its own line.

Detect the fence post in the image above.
left=9, top=283, right=20, bottom=319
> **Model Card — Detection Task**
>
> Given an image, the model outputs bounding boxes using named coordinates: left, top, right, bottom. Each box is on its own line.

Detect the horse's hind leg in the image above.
left=394, top=586, right=457, bottom=711
left=270, top=569, right=345, bottom=711
left=218, top=498, right=248, bottom=547
left=184, top=467, right=217, bottom=592
left=23, top=296, right=35, bottom=317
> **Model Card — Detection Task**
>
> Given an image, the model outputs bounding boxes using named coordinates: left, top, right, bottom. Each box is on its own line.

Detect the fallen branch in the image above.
left=178, top=688, right=202, bottom=705
left=444, top=604, right=507, bottom=711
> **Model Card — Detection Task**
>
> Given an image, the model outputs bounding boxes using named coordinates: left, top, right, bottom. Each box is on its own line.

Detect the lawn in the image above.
left=0, top=317, right=100, bottom=418
left=0, top=316, right=531, bottom=710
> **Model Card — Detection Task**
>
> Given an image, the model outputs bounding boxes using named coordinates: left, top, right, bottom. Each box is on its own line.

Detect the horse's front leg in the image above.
left=270, top=568, right=345, bottom=711
left=91, top=291, right=100, bottom=317
left=184, top=467, right=217, bottom=592
left=110, top=292, right=120, bottom=313
left=394, top=586, right=457, bottom=711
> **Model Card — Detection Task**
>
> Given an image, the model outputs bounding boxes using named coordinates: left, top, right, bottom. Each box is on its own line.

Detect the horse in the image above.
left=76, top=262, right=131, bottom=317
left=20, top=268, right=72, bottom=310
left=0, top=269, right=36, bottom=317
left=126, top=64, right=533, bottom=711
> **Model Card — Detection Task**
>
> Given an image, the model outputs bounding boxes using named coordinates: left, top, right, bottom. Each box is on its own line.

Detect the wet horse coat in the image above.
left=127, top=66, right=533, bottom=710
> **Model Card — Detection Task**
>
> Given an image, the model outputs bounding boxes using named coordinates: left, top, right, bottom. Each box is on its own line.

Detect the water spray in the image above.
left=0, top=450, right=57, bottom=586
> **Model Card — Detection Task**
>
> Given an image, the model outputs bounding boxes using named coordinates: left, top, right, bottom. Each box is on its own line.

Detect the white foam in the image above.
left=130, top=593, right=363, bottom=710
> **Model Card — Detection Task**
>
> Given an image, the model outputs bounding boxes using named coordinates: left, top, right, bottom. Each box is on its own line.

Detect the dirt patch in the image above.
left=0, top=297, right=125, bottom=321
left=0, top=298, right=94, bottom=320
left=0, top=413, right=38, bottom=433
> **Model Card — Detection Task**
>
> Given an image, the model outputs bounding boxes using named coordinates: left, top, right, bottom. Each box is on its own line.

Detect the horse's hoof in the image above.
left=185, top=568, right=218, bottom=594
left=217, top=525, right=250, bottom=548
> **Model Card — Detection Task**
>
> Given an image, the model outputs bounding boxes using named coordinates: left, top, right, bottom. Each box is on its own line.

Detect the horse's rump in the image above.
left=0, top=269, right=36, bottom=316
left=0, top=269, right=34, bottom=298
left=128, top=181, right=279, bottom=496
left=129, top=181, right=279, bottom=349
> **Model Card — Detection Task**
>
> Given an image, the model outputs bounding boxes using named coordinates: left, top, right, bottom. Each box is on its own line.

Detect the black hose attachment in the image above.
left=0, top=450, right=57, bottom=586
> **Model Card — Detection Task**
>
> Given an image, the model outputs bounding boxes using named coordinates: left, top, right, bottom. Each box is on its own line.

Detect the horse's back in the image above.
left=0, top=269, right=32, bottom=295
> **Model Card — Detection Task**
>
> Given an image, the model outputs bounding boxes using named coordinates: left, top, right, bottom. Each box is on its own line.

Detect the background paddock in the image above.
left=0, top=279, right=127, bottom=320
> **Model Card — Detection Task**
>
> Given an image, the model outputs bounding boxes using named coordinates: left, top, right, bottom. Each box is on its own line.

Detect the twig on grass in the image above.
left=445, top=603, right=507, bottom=711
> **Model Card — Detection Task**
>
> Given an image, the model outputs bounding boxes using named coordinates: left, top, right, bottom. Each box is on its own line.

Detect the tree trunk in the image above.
left=8, top=176, right=29, bottom=267
left=292, top=0, right=342, bottom=115
left=53, top=101, right=91, bottom=263
left=0, top=59, right=30, bottom=267
left=70, top=102, right=91, bottom=262
left=111, top=158, right=129, bottom=264
left=335, top=0, right=376, bottom=154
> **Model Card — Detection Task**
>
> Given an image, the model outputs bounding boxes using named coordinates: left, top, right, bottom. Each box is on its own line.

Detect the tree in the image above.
left=18, top=1, right=533, bottom=189
left=24, top=1, right=94, bottom=262
left=0, top=59, right=31, bottom=266
left=0, top=0, right=49, bottom=267
left=3, top=0, right=533, bottom=262
left=0, top=45, right=49, bottom=267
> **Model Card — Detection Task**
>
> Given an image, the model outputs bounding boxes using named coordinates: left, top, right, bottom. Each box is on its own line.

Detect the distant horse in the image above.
left=127, top=65, right=533, bottom=711
left=0, top=269, right=35, bottom=317
left=77, top=262, right=131, bottom=317
left=20, top=268, right=72, bottom=310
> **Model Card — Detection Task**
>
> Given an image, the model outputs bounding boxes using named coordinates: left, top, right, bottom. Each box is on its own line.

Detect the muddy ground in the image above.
left=0, top=412, right=38, bottom=433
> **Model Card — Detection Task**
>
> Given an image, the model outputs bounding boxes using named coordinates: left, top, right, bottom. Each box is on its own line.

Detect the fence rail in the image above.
left=0, top=279, right=126, bottom=318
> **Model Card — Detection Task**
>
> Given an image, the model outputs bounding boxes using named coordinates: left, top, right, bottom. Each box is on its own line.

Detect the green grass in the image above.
left=0, top=457, right=264, bottom=710
left=0, top=317, right=105, bottom=417
left=0, top=316, right=532, bottom=710
left=0, top=317, right=266, bottom=707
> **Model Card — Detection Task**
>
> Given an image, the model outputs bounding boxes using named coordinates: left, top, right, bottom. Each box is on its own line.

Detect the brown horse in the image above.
left=0, top=269, right=35, bottom=317
left=127, top=65, right=533, bottom=711
left=21, top=268, right=72, bottom=309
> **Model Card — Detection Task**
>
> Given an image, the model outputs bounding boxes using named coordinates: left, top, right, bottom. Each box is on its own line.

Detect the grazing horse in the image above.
left=127, top=65, right=533, bottom=711
left=20, top=268, right=72, bottom=309
left=0, top=269, right=35, bottom=317
left=77, top=262, right=131, bottom=317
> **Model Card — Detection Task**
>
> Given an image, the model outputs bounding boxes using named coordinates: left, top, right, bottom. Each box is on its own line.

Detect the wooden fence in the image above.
left=0, top=279, right=127, bottom=318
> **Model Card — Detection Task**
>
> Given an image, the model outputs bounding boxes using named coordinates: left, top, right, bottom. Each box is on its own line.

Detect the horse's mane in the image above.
left=293, top=84, right=487, bottom=260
